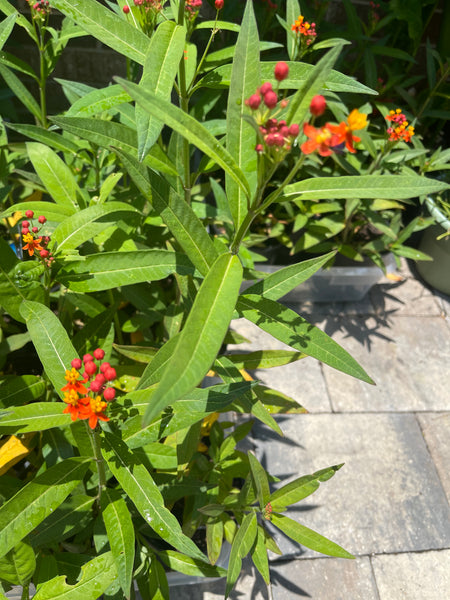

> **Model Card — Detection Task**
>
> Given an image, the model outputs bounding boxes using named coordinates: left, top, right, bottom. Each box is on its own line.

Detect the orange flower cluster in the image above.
left=61, top=349, right=116, bottom=429
left=21, top=210, right=54, bottom=266
left=301, top=105, right=368, bottom=156
left=291, top=15, right=317, bottom=45
left=386, top=109, right=415, bottom=143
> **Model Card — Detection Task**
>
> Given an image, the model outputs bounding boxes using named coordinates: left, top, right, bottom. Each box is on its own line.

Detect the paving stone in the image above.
left=372, top=550, right=450, bottom=600
left=268, top=556, right=379, bottom=600
left=229, top=319, right=332, bottom=413
left=370, top=277, right=442, bottom=317
left=417, top=412, right=450, bottom=502
left=321, top=315, right=450, bottom=412
left=253, top=413, right=450, bottom=558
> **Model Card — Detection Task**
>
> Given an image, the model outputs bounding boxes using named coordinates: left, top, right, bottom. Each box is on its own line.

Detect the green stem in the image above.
left=107, top=289, right=124, bottom=345
left=188, top=13, right=219, bottom=96
left=21, top=583, right=29, bottom=600
left=415, top=63, right=450, bottom=122
left=88, top=424, right=106, bottom=503
left=177, top=0, right=191, bottom=205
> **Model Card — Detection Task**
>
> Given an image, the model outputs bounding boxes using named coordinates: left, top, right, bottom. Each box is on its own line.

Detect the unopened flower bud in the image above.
left=25, top=210, right=34, bottom=218
left=38, top=215, right=46, bottom=224
left=100, top=362, right=111, bottom=374
left=104, top=367, right=117, bottom=381
left=40, top=249, right=49, bottom=258
left=289, top=123, right=300, bottom=136
left=263, top=91, right=278, bottom=109
left=274, top=61, right=289, bottom=81
left=85, top=361, right=97, bottom=376
left=123, top=4, right=130, bottom=13
left=96, top=373, right=106, bottom=385
left=83, top=353, right=94, bottom=363
left=309, top=95, right=326, bottom=117
left=215, top=0, right=224, bottom=9
left=93, top=348, right=105, bottom=360
left=32, top=226, right=39, bottom=233
left=103, top=387, right=116, bottom=401
left=246, top=93, right=261, bottom=110
left=71, top=358, right=82, bottom=369
left=259, top=82, right=272, bottom=96
left=255, top=144, right=264, bottom=153
left=22, top=220, right=29, bottom=228
left=90, top=380, right=102, bottom=393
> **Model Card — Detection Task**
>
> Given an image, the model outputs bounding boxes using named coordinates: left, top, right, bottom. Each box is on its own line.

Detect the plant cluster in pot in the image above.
left=416, top=189, right=450, bottom=295
left=0, top=0, right=448, bottom=599
left=243, top=101, right=446, bottom=302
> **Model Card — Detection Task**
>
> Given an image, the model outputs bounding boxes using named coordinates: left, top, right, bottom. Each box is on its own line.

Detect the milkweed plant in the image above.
left=0, top=0, right=447, bottom=598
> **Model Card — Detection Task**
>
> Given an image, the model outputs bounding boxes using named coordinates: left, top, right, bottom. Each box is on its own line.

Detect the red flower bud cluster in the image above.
left=20, top=211, right=54, bottom=266
left=386, top=109, right=415, bottom=143
left=62, top=349, right=117, bottom=429
left=214, top=0, right=224, bottom=10
left=123, top=0, right=162, bottom=14
left=26, top=0, right=50, bottom=17
left=185, top=0, right=202, bottom=17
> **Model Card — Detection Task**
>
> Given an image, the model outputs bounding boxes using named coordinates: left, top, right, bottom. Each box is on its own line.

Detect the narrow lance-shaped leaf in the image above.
left=0, top=12, right=16, bottom=51
left=248, top=452, right=271, bottom=510
left=236, top=294, right=373, bottom=384
left=66, top=84, right=131, bottom=117
left=115, top=77, right=250, bottom=201
left=50, top=0, right=149, bottom=64
left=26, top=142, right=81, bottom=211
left=282, top=175, right=450, bottom=202
left=225, top=512, right=257, bottom=599
left=226, top=0, right=260, bottom=230
left=101, top=432, right=206, bottom=561
left=287, top=43, right=345, bottom=126
left=0, top=457, right=90, bottom=559
left=57, top=250, right=195, bottom=293
left=250, top=525, right=270, bottom=585
left=0, top=63, right=41, bottom=122
left=270, top=512, right=354, bottom=559
left=142, top=253, right=243, bottom=426
left=19, top=300, right=78, bottom=397
left=32, top=551, right=117, bottom=600
left=286, top=0, right=301, bottom=60
left=0, top=403, right=71, bottom=434
left=136, top=21, right=186, bottom=160
left=102, top=488, right=135, bottom=599
left=244, top=251, right=336, bottom=301
left=0, top=541, right=36, bottom=586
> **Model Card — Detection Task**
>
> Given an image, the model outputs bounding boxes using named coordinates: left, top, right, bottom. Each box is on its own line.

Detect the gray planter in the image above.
left=251, top=253, right=396, bottom=303
left=416, top=224, right=450, bottom=295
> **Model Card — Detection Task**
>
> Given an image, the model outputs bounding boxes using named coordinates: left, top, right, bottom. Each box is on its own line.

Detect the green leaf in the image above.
left=206, top=519, right=224, bottom=566
left=225, top=512, right=257, bottom=598
left=19, top=300, right=78, bottom=398
left=101, top=432, right=206, bottom=561
left=0, top=63, right=41, bottom=122
left=201, top=61, right=376, bottom=95
left=250, top=525, right=270, bottom=585
left=248, top=452, right=271, bottom=510
left=0, top=202, right=75, bottom=223
left=244, top=252, right=335, bottom=300
left=158, top=550, right=227, bottom=578
left=0, top=457, right=90, bottom=559
left=236, top=295, right=373, bottom=384
left=0, top=541, right=36, bottom=585
left=286, top=44, right=345, bottom=126
left=102, top=488, right=135, bottom=598
left=136, top=21, right=186, bottom=160
left=115, top=78, right=250, bottom=201
left=142, top=253, right=243, bottom=426
left=270, top=464, right=344, bottom=510
left=270, top=513, right=354, bottom=558
left=0, top=0, right=34, bottom=38
left=66, top=84, right=131, bottom=117
left=0, top=375, right=45, bottom=408
left=286, top=0, right=301, bottom=60
left=225, top=0, right=260, bottom=230
left=0, top=403, right=71, bottom=434
left=50, top=0, right=149, bottom=64
left=227, top=350, right=306, bottom=370
left=283, top=175, right=449, bottom=202
left=50, top=116, right=137, bottom=155
left=5, top=123, right=81, bottom=154
left=26, top=142, right=81, bottom=211
left=52, top=202, right=140, bottom=253
left=58, top=250, right=194, bottom=292
left=0, top=13, right=16, bottom=51
left=0, top=239, right=44, bottom=323
left=32, top=551, right=117, bottom=600
left=31, top=494, right=95, bottom=548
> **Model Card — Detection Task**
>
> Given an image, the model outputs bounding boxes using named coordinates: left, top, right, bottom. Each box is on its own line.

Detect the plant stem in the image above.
left=88, top=424, right=106, bottom=503
left=189, top=14, right=219, bottom=96
left=107, top=289, right=124, bottom=345
left=21, top=583, right=29, bottom=600
left=177, top=0, right=191, bottom=205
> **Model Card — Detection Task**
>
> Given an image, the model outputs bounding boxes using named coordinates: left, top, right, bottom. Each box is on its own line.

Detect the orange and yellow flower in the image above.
left=79, top=396, right=109, bottom=429
left=386, top=109, right=415, bottom=143
left=301, top=123, right=335, bottom=156
left=22, top=233, right=43, bottom=257
left=326, top=109, right=368, bottom=153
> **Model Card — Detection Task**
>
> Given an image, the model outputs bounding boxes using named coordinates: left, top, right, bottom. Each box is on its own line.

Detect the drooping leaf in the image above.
left=32, top=551, right=117, bottom=600
left=0, top=403, right=71, bottom=434
left=225, top=512, right=257, bottom=598
left=157, top=550, right=227, bottom=578
left=248, top=452, right=271, bottom=510
left=236, top=294, right=373, bottom=384
left=0, top=540, right=36, bottom=585
left=0, top=13, right=16, bottom=51
left=0, top=457, right=90, bottom=559
left=101, top=432, right=206, bottom=561
left=0, top=63, right=41, bottom=121
left=142, top=253, right=243, bottom=426
left=270, top=512, right=354, bottom=558
left=101, top=488, right=135, bottom=598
